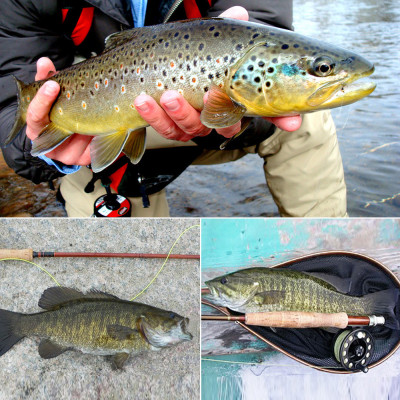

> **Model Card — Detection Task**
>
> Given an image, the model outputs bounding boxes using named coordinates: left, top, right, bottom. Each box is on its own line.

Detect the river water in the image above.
left=0, top=0, right=399, bottom=217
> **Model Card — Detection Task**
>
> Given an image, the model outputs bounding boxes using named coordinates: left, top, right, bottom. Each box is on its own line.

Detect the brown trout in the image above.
left=5, top=18, right=376, bottom=172
left=205, top=268, right=399, bottom=328
left=0, top=287, right=192, bottom=368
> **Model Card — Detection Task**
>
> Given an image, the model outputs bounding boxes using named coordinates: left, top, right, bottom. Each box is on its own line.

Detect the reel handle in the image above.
left=0, top=248, right=33, bottom=261
left=245, top=311, right=349, bottom=328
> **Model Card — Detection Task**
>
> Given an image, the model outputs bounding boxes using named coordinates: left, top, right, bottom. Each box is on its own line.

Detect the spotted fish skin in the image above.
left=205, top=268, right=399, bottom=329
left=0, top=287, right=192, bottom=368
left=6, top=18, right=376, bottom=172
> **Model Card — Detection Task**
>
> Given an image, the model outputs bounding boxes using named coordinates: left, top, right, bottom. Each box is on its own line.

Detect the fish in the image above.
left=205, top=268, right=399, bottom=329
left=5, top=18, right=376, bottom=172
left=0, top=287, right=192, bottom=368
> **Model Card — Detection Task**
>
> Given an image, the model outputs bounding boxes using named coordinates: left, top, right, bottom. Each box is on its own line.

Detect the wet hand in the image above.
left=134, top=6, right=302, bottom=141
left=26, top=57, right=92, bottom=166
left=134, top=7, right=248, bottom=141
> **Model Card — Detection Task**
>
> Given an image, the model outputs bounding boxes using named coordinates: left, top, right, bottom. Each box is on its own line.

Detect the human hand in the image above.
left=26, top=57, right=92, bottom=165
left=134, top=6, right=302, bottom=141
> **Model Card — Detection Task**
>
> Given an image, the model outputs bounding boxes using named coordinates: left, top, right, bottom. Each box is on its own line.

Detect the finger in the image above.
left=26, top=80, right=60, bottom=140
left=218, top=6, right=249, bottom=21
left=134, top=94, right=194, bottom=142
left=264, top=115, right=302, bottom=132
left=35, top=57, right=57, bottom=81
left=160, top=91, right=211, bottom=137
left=44, top=134, right=93, bottom=166
left=215, top=121, right=242, bottom=138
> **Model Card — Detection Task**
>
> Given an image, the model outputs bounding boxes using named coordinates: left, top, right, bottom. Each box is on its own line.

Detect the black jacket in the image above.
left=0, top=0, right=293, bottom=184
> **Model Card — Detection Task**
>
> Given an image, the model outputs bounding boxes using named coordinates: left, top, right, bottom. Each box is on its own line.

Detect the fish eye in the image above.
left=312, top=56, right=335, bottom=77
left=169, top=312, right=176, bottom=318
left=220, top=277, right=228, bottom=284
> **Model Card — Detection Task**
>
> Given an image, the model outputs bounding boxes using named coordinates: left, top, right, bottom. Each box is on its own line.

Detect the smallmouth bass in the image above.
left=0, top=287, right=192, bottom=368
left=205, top=268, right=399, bottom=329
left=5, top=18, right=376, bottom=172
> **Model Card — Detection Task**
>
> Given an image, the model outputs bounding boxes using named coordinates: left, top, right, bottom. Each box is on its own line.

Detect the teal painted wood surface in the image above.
left=201, top=218, right=400, bottom=399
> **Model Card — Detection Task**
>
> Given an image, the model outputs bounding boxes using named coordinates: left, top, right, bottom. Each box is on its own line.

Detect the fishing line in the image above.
left=0, top=223, right=199, bottom=298
left=129, top=224, right=200, bottom=301
left=0, top=258, right=61, bottom=287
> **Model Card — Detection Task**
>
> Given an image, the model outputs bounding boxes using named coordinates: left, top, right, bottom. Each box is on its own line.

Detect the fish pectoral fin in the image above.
left=111, top=352, right=130, bottom=370
left=253, top=290, right=286, bottom=305
left=38, top=339, right=70, bottom=359
left=200, top=85, right=247, bottom=129
left=90, top=130, right=129, bottom=173
left=107, top=324, right=137, bottom=340
left=219, top=117, right=253, bottom=149
left=31, top=122, right=73, bottom=156
left=122, top=128, right=146, bottom=164
left=38, top=287, right=120, bottom=310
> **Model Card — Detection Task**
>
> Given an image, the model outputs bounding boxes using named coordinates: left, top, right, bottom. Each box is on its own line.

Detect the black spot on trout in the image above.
left=0, top=287, right=192, bottom=369
left=5, top=18, right=376, bottom=172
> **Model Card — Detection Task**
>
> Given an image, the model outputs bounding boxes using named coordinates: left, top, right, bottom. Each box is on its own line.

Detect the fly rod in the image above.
left=201, top=312, right=385, bottom=329
left=0, top=249, right=200, bottom=261
left=201, top=289, right=385, bottom=328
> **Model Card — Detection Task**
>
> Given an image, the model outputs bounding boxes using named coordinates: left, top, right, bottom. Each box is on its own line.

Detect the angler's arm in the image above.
left=0, top=0, right=78, bottom=183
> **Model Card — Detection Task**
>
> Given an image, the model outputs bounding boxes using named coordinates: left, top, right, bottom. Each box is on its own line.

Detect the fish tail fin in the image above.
left=0, top=309, right=25, bottom=356
left=363, top=288, right=400, bottom=330
left=4, top=77, right=29, bottom=146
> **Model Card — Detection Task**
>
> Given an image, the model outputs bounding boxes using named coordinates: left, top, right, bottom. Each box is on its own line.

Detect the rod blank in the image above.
left=0, top=248, right=199, bottom=261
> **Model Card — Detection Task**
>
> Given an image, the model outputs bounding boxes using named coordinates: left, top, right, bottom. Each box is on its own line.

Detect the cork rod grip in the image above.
left=245, top=311, right=349, bottom=329
left=0, top=249, right=33, bottom=261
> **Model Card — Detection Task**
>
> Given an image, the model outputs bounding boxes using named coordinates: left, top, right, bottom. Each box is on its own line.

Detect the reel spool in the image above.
left=333, top=329, right=374, bottom=373
left=93, top=184, right=131, bottom=218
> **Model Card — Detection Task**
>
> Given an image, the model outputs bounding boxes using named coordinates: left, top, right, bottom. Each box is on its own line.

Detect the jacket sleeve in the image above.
left=0, top=0, right=75, bottom=183
left=207, top=0, right=293, bottom=30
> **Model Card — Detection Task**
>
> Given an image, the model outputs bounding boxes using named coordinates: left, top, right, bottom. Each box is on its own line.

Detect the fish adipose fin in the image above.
left=90, top=130, right=130, bottom=173
left=200, top=85, right=246, bottom=129
left=4, top=77, right=28, bottom=146
left=31, top=122, right=73, bottom=156
left=363, top=288, right=400, bottom=330
left=123, top=128, right=146, bottom=164
left=0, top=309, right=25, bottom=357
left=38, top=287, right=119, bottom=310
left=253, top=290, right=286, bottom=305
left=111, top=352, right=130, bottom=369
left=107, top=324, right=137, bottom=340
left=38, top=339, right=70, bottom=359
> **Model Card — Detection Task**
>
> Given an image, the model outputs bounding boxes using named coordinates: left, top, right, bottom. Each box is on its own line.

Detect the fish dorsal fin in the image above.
left=200, top=85, right=247, bottom=129
left=104, top=28, right=142, bottom=51
left=302, top=271, right=351, bottom=293
left=38, top=287, right=120, bottom=310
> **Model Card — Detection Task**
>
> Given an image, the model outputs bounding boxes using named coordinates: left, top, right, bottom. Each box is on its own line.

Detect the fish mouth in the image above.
left=312, top=66, right=376, bottom=109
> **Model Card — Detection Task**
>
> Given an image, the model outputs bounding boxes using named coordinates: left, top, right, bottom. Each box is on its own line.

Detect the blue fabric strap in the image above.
left=130, top=0, right=148, bottom=27
left=38, top=154, right=81, bottom=174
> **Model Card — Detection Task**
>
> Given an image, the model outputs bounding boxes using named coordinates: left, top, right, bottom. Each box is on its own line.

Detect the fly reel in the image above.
left=333, top=328, right=374, bottom=373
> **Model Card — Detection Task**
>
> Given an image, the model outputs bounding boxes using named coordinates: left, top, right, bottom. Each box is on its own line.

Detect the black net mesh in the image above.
left=229, top=253, right=400, bottom=371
